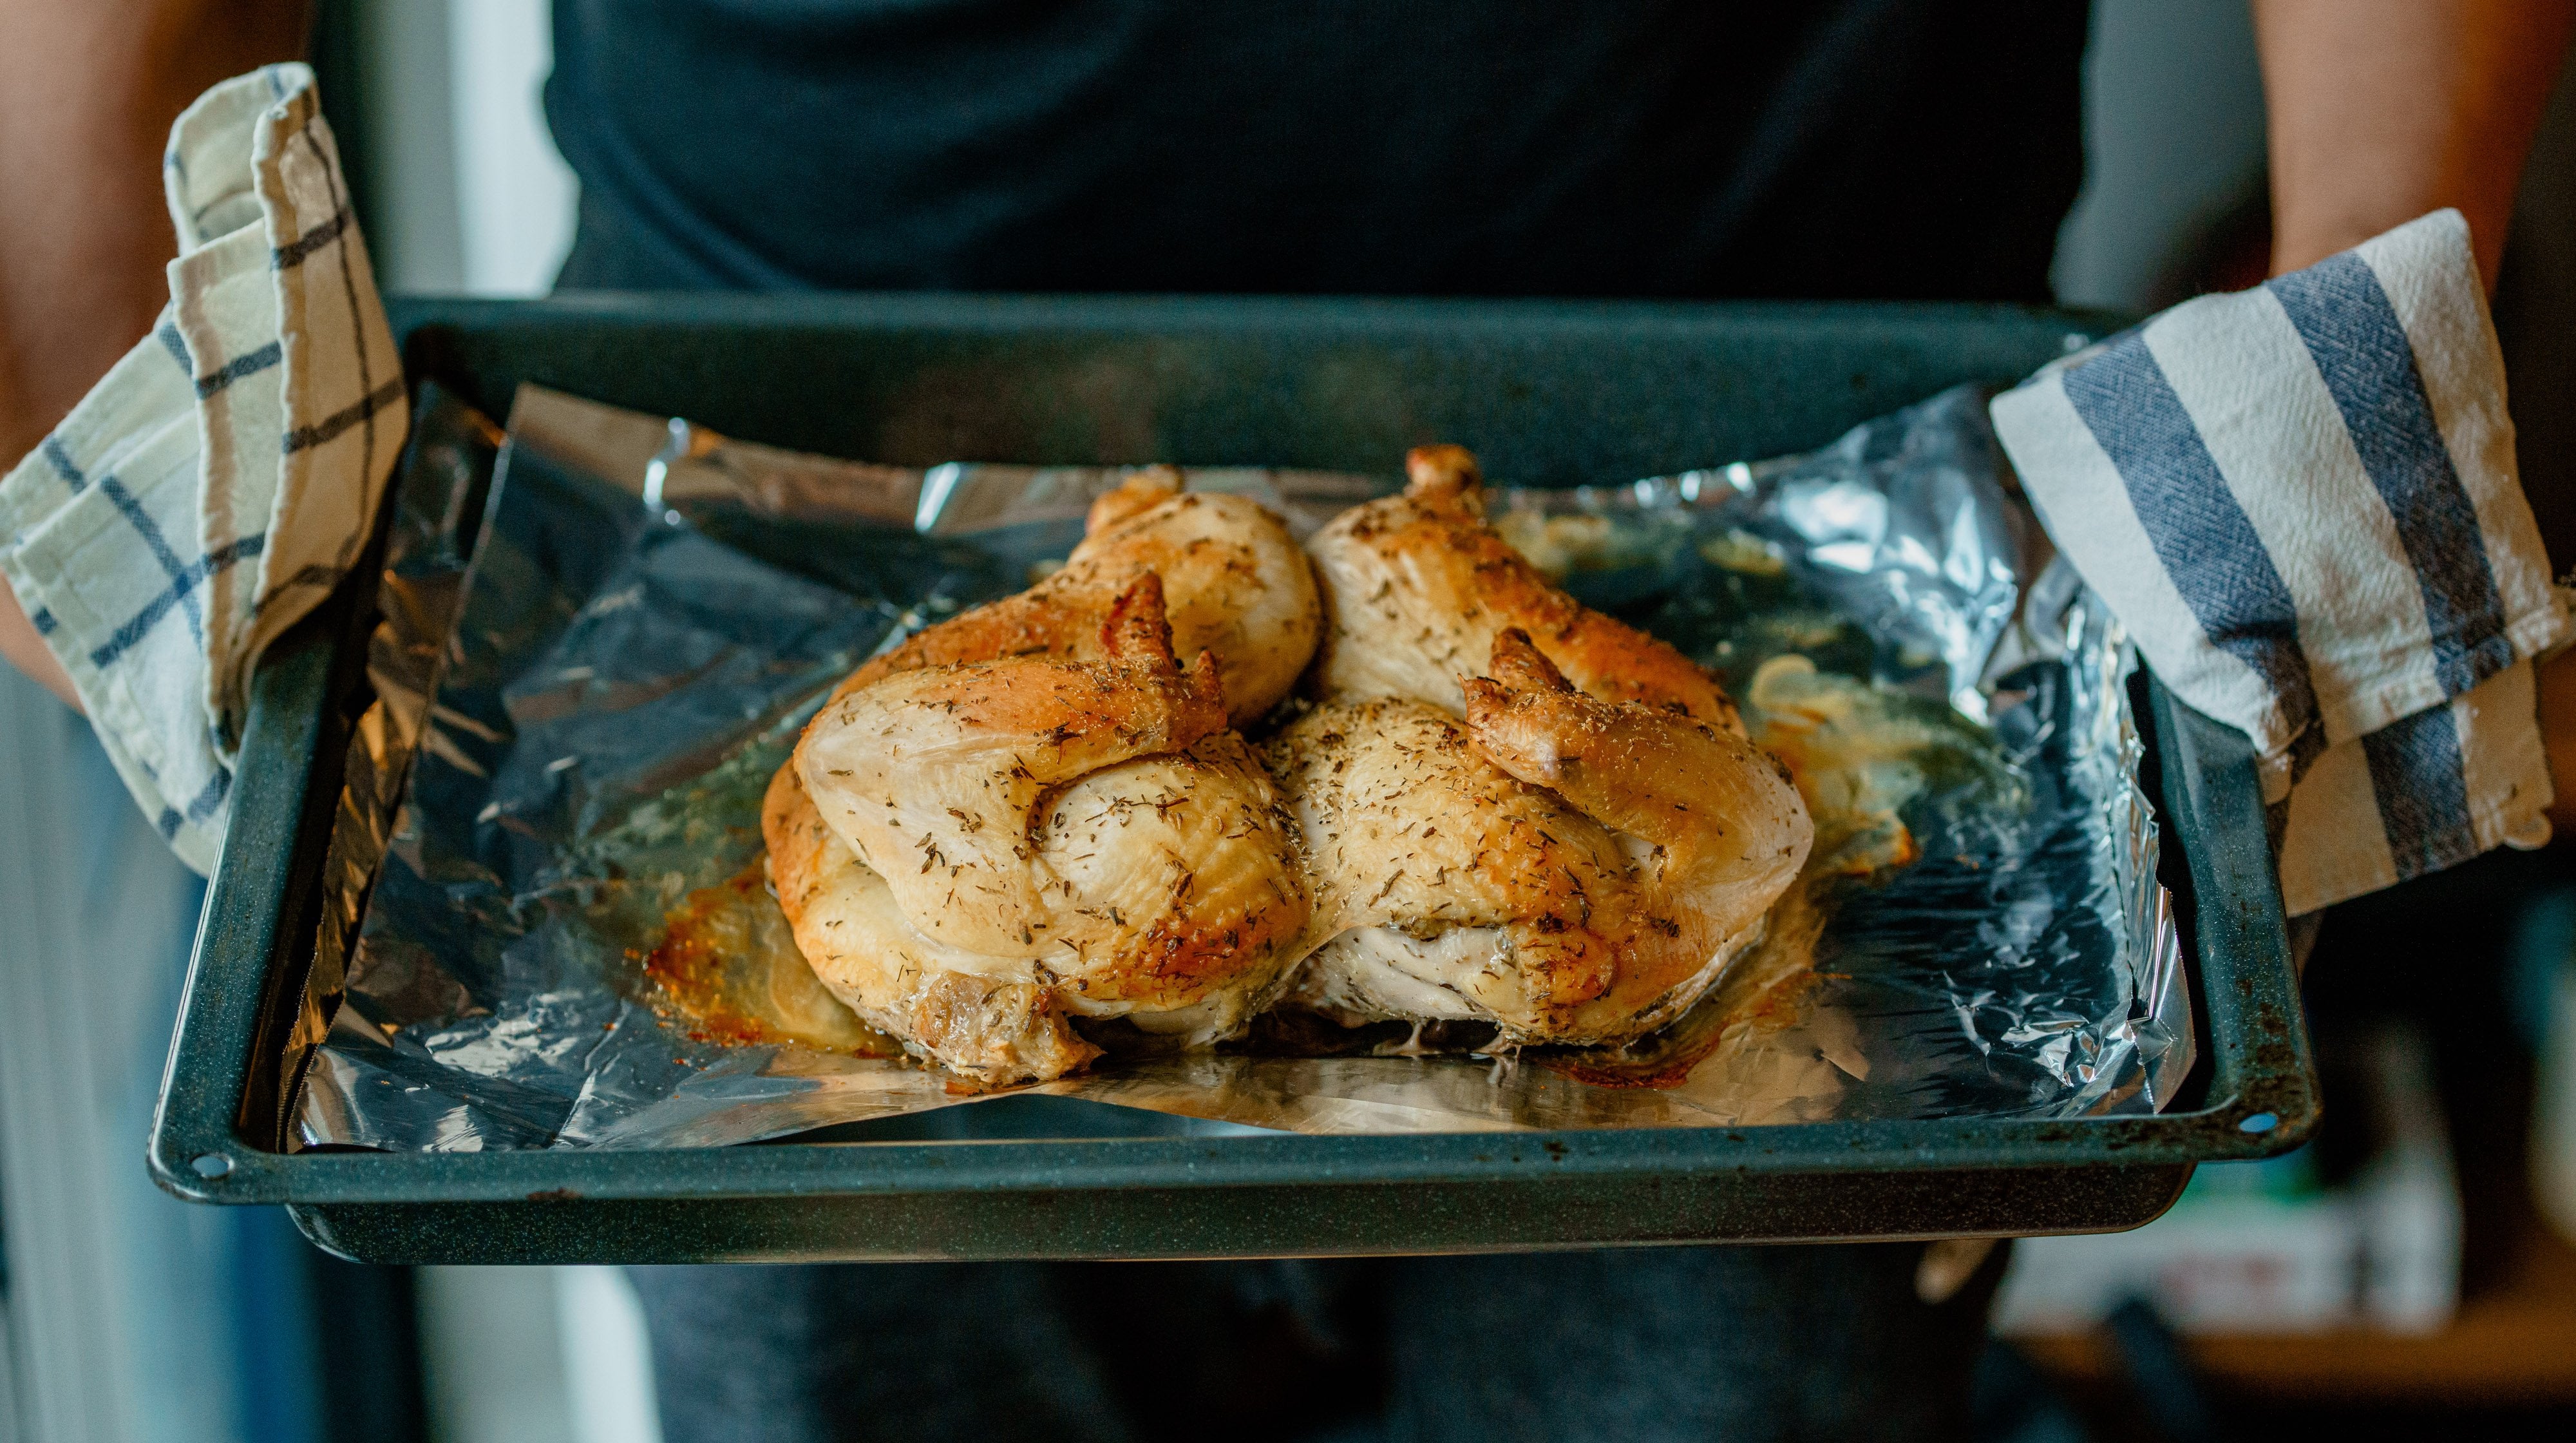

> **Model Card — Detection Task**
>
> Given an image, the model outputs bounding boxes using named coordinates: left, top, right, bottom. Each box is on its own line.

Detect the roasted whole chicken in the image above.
left=764, top=472, right=1318, bottom=1082
left=755, top=447, right=1817, bottom=1080
left=1268, top=630, right=1808, bottom=1044
left=1271, top=446, right=1811, bottom=1045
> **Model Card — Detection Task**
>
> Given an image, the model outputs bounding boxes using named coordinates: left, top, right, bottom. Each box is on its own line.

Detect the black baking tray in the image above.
left=148, top=294, right=2316, bottom=1263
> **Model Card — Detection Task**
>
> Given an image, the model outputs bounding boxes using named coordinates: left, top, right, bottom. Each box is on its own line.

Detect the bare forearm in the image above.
left=0, top=1, right=307, bottom=709
left=2259, top=2, right=2576, bottom=816
left=2256, top=0, right=2576, bottom=287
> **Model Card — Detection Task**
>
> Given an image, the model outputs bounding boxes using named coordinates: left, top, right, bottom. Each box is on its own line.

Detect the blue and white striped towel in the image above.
left=0, top=64, right=403, bottom=872
left=1993, top=209, right=2567, bottom=916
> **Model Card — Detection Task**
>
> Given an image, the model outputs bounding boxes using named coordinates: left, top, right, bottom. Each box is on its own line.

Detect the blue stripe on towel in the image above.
left=182, top=763, right=231, bottom=825
left=84, top=532, right=266, bottom=670
left=2360, top=702, right=2479, bottom=877
left=2268, top=254, right=2513, bottom=698
left=98, top=475, right=203, bottom=643
left=193, top=339, right=282, bottom=401
left=42, top=436, right=86, bottom=493
left=2061, top=333, right=2322, bottom=748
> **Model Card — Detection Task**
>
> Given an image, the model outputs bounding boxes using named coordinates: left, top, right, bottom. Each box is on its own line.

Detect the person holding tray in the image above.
left=3, top=3, right=2573, bottom=1442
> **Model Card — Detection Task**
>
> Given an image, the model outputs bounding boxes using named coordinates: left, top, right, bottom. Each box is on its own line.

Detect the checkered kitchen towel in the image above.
left=1993, top=209, right=2568, bottom=917
left=0, top=64, right=403, bottom=872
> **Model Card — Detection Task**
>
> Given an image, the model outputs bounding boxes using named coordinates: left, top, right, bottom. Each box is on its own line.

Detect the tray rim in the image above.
left=146, top=294, right=2316, bottom=1228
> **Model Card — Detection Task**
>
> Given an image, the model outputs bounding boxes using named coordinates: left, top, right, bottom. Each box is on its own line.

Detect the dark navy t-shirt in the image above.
left=545, top=1, right=2087, bottom=300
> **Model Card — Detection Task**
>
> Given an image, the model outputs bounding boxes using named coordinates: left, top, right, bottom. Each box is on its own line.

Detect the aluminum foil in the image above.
left=294, top=383, right=2190, bottom=1150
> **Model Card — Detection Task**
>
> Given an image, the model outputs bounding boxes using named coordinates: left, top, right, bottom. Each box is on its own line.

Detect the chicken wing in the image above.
left=1269, top=629, right=1810, bottom=1045
left=1306, top=444, right=1741, bottom=732
left=775, top=578, right=1311, bottom=1082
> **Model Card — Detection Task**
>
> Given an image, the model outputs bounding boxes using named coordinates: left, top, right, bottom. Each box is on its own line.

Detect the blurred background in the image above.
left=3, top=1, right=2575, bottom=1440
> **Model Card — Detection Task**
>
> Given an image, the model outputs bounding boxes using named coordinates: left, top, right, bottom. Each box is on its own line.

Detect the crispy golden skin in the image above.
left=832, top=470, right=1319, bottom=729
left=1306, top=444, right=1742, bottom=733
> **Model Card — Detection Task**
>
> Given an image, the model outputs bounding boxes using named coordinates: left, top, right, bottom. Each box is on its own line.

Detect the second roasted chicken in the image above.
left=1267, top=445, right=1813, bottom=1045
left=1269, top=629, right=1810, bottom=1046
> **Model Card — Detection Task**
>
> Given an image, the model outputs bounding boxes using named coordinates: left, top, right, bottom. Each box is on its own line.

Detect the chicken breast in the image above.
left=1306, top=444, right=1741, bottom=732
left=1267, top=630, right=1811, bottom=1045
left=834, top=470, right=1320, bottom=728
left=776, top=578, right=1311, bottom=1082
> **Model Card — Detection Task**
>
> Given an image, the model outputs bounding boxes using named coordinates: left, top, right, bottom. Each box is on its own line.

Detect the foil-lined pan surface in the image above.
left=293, top=383, right=2189, bottom=1150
